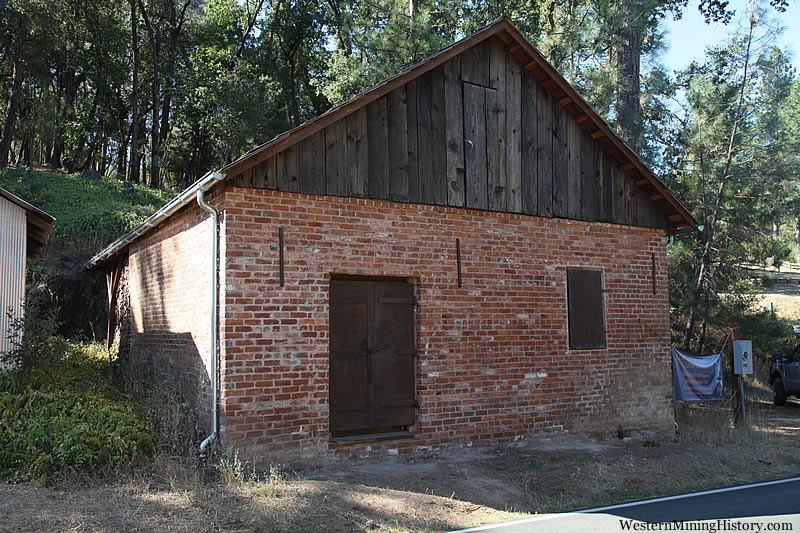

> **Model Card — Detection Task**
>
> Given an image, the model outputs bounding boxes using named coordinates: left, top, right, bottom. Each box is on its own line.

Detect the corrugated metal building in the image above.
left=0, top=187, right=54, bottom=364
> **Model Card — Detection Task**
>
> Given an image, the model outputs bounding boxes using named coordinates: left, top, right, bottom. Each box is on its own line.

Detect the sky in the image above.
left=660, top=0, right=800, bottom=73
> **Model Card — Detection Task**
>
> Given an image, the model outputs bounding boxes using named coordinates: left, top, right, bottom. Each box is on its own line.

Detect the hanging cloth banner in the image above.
left=672, top=347, right=725, bottom=401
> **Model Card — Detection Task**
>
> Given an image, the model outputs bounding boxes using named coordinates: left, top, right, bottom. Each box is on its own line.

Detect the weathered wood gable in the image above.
left=230, top=36, right=669, bottom=230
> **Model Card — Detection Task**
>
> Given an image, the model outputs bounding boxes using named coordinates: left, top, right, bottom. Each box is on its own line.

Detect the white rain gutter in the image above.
left=87, top=171, right=226, bottom=268
left=197, top=185, right=222, bottom=455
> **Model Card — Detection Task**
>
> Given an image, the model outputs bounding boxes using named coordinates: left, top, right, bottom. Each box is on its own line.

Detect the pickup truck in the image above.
left=770, top=346, right=800, bottom=405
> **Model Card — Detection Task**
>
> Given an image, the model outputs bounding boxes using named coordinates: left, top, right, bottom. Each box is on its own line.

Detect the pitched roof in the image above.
left=89, top=17, right=697, bottom=269
left=0, top=187, right=55, bottom=257
left=219, top=16, right=696, bottom=229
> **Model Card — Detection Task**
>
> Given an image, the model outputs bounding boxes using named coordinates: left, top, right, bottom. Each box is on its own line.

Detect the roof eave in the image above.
left=0, top=187, right=55, bottom=255
left=87, top=171, right=226, bottom=269
left=221, top=16, right=697, bottom=231
left=498, top=22, right=698, bottom=232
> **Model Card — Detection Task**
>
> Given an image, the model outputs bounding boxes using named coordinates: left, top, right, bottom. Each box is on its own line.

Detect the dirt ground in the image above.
left=1, top=393, right=799, bottom=533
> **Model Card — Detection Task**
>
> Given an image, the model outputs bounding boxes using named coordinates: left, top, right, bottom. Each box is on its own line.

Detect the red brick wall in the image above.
left=127, top=195, right=222, bottom=422
left=219, top=187, right=673, bottom=461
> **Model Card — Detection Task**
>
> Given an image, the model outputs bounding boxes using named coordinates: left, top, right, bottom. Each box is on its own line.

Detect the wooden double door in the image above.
left=329, top=279, right=416, bottom=436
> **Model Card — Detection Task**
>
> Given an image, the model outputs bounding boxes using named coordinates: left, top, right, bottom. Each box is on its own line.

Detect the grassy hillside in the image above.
left=0, top=168, right=172, bottom=258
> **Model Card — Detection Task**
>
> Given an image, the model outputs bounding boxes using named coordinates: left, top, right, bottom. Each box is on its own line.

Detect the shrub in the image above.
left=1, top=268, right=66, bottom=374
left=0, top=342, right=155, bottom=483
left=729, top=310, right=796, bottom=361
left=1, top=308, right=66, bottom=375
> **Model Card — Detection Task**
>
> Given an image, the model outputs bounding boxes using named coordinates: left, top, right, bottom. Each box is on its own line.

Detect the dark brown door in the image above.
left=329, top=280, right=369, bottom=432
left=329, top=279, right=415, bottom=435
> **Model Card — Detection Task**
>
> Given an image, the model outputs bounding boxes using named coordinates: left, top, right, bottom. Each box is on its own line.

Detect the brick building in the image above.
left=91, top=18, right=697, bottom=461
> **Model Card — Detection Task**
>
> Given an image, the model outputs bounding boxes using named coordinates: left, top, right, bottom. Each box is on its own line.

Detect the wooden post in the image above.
left=728, top=322, right=742, bottom=426
left=106, top=259, right=123, bottom=354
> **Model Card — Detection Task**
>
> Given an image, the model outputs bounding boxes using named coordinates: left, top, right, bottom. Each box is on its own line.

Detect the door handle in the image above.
left=368, top=344, right=390, bottom=354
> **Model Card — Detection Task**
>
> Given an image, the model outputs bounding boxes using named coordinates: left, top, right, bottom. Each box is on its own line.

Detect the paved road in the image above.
left=452, top=477, right=800, bottom=532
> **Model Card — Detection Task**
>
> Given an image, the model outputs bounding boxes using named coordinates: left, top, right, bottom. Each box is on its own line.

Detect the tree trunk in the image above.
left=158, top=0, right=177, bottom=185
left=795, top=216, right=800, bottom=248
left=50, top=71, right=65, bottom=169
left=70, top=87, right=99, bottom=172
left=0, top=57, right=24, bottom=168
left=100, top=133, right=108, bottom=174
left=20, top=138, right=30, bottom=169
left=150, top=39, right=161, bottom=189
left=159, top=62, right=174, bottom=185
left=13, top=141, right=22, bottom=166
left=85, top=127, right=99, bottom=172
left=288, top=60, right=299, bottom=126
left=139, top=0, right=161, bottom=188
left=184, top=122, right=200, bottom=191
left=129, top=0, right=140, bottom=183
left=27, top=84, right=37, bottom=170
left=52, top=70, right=80, bottom=170
left=117, top=111, right=130, bottom=178
left=616, top=0, right=642, bottom=155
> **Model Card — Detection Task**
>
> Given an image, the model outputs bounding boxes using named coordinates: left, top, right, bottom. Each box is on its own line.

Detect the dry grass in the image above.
left=1, top=386, right=799, bottom=532
left=751, top=267, right=800, bottom=319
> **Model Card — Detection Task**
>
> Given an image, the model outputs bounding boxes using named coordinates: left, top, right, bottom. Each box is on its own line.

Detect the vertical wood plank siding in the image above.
left=0, top=196, right=26, bottom=366
left=233, top=36, right=669, bottom=230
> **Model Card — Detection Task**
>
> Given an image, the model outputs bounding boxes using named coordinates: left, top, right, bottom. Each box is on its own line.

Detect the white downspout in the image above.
left=197, top=177, right=224, bottom=455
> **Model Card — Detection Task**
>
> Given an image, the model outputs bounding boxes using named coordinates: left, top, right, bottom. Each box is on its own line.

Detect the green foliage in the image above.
left=0, top=167, right=171, bottom=256
left=732, top=310, right=797, bottom=360
left=2, top=267, right=66, bottom=373
left=0, top=342, right=155, bottom=483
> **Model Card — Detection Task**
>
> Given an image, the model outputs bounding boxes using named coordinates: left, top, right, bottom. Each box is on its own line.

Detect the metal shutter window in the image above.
left=567, top=269, right=606, bottom=350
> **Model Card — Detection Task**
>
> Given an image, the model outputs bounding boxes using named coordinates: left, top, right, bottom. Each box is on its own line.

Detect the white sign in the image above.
left=733, top=340, right=753, bottom=375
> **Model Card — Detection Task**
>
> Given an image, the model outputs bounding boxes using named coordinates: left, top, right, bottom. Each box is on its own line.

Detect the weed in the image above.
left=256, top=465, right=287, bottom=498
left=218, top=446, right=254, bottom=485
left=216, top=446, right=286, bottom=499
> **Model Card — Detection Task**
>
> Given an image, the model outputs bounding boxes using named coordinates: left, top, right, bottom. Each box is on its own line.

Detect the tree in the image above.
left=665, top=6, right=799, bottom=351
